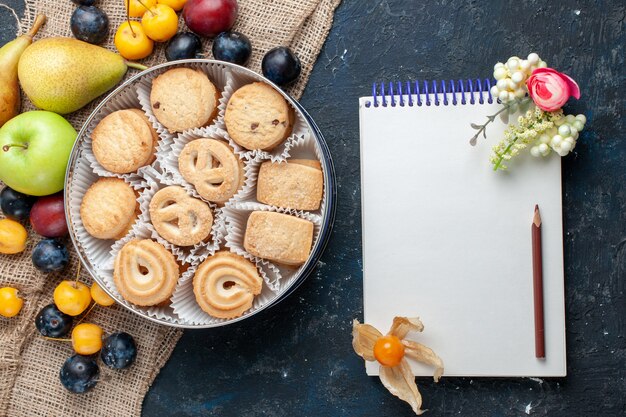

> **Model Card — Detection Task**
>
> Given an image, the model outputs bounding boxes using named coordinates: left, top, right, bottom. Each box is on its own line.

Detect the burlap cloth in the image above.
left=0, top=0, right=340, bottom=415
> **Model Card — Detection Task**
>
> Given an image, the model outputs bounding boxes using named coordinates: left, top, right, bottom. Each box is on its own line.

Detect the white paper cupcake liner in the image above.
left=66, top=169, right=145, bottom=272
left=218, top=67, right=310, bottom=162
left=169, top=248, right=280, bottom=325
left=78, top=84, right=166, bottom=181
left=231, top=141, right=326, bottom=218
left=134, top=171, right=223, bottom=265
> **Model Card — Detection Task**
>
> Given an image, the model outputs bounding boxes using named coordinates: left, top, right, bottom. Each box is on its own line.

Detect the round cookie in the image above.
left=193, top=251, right=263, bottom=319
left=178, top=138, right=245, bottom=203
left=150, top=68, right=219, bottom=133
left=224, top=82, right=294, bottom=151
left=92, top=109, right=158, bottom=174
left=114, top=239, right=179, bottom=306
left=80, top=178, right=138, bottom=240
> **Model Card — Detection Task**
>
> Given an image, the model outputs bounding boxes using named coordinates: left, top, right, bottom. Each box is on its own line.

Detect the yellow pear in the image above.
left=0, top=15, right=46, bottom=127
left=18, top=37, right=146, bottom=114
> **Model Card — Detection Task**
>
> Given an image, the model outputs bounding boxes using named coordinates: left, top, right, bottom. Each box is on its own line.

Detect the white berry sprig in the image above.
left=490, top=53, right=547, bottom=104
left=530, top=114, right=586, bottom=157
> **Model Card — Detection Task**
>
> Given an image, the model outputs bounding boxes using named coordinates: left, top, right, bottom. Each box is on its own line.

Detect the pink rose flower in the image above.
left=526, top=68, right=581, bottom=111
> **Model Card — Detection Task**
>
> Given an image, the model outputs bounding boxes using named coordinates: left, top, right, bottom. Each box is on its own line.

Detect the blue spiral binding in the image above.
left=366, top=79, right=494, bottom=108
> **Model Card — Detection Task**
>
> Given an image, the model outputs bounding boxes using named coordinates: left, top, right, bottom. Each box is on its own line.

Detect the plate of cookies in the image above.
left=64, top=60, right=336, bottom=328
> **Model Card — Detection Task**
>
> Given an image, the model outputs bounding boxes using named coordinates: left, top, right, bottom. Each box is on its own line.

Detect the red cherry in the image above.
left=183, top=0, right=238, bottom=38
left=30, top=193, right=68, bottom=237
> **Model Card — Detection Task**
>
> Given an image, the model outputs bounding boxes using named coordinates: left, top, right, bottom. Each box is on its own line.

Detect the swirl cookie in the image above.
left=178, top=139, right=244, bottom=203
left=224, top=82, right=294, bottom=151
left=150, top=68, right=219, bottom=133
left=257, top=159, right=323, bottom=210
left=193, top=251, right=263, bottom=319
left=114, top=239, right=179, bottom=306
left=92, top=109, right=158, bottom=174
left=149, top=186, right=213, bottom=247
left=243, top=211, right=314, bottom=266
left=80, top=178, right=138, bottom=240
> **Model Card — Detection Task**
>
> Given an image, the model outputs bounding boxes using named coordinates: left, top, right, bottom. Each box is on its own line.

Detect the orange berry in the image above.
left=53, top=281, right=92, bottom=316
left=0, top=218, right=27, bottom=254
left=115, top=21, right=154, bottom=60
left=90, top=282, right=115, bottom=307
left=141, top=4, right=179, bottom=42
left=71, top=323, right=103, bottom=355
left=126, top=0, right=157, bottom=18
left=157, top=0, right=187, bottom=11
left=0, top=287, right=24, bottom=318
left=373, top=335, right=405, bottom=367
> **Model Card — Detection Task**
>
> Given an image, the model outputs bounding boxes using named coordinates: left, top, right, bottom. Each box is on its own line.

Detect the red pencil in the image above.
left=532, top=205, right=545, bottom=359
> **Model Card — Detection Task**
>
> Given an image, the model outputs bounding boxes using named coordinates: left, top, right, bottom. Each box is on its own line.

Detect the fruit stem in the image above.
left=75, top=303, right=97, bottom=326
left=26, top=14, right=46, bottom=38
left=125, top=61, right=148, bottom=71
left=42, top=336, right=71, bottom=342
left=137, top=0, right=155, bottom=15
left=2, top=143, right=28, bottom=152
left=73, top=263, right=81, bottom=289
left=125, top=0, right=136, bottom=37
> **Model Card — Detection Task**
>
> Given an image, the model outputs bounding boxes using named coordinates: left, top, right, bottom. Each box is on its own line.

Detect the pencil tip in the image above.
left=533, top=205, right=542, bottom=226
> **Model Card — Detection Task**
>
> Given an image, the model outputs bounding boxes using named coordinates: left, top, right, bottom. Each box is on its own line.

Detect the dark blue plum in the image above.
left=60, top=355, right=99, bottom=393
left=71, top=0, right=97, bottom=5
left=0, top=187, right=37, bottom=221
left=261, top=46, right=301, bottom=86
left=70, top=6, right=109, bottom=45
left=32, top=239, right=69, bottom=273
left=35, top=304, right=73, bottom=338
left=101, top=332, right=137, bottom=369
left=165, top=32, right=203, bottom=61
left=212, top=31, right=251, bottom=66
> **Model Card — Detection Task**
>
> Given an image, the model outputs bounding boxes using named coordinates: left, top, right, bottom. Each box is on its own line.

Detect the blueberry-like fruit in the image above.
left=101, top=332, right=137, bottom=369
left=0, top=187, right=37, bottom=221
left=70, top=6, right=109, bottom=45
left=32, top=239, right=69, bottom=273
left=60, top=354, right=99, bottom=393
left=261, top=46, right=301, bottom=86
left=212, top=31, right=251, bottom=66
left=35, top=304, right=73, bottom=338
left=71, top=0, right=97, bottom=5
left=165, top=32, right=203, bottom=61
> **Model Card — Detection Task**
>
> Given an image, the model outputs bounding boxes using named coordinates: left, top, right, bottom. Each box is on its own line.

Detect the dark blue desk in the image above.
left=2, top=1, right=624, bottom=416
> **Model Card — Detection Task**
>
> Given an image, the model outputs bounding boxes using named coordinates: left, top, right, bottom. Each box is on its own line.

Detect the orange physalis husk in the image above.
left=352, top=317, right=444, bottom=415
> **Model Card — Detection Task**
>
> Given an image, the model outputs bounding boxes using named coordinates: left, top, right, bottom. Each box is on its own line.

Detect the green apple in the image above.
left=0, top=111, right=77, bottom=196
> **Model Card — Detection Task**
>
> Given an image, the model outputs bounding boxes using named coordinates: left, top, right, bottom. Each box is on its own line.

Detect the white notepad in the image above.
left=359, top=82, right=566, bottom=377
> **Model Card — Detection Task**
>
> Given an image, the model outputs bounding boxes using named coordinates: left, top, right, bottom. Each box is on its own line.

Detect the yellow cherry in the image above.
left=0, top=218, right=28, bottom=254
left=90, top=282, right=115, bottom=307
left=141, top=4, right=179, bottom=42
left=0, top=287, right=24, bottom=318
left=71, top=323, right=104, bottom=355
left=126, top=0, right=157, bottom=18
left=115, top=21, right=154, bottom=60
left=53, top=281, right=92, bottom=316
left=157, top=0, right=187, bottom=11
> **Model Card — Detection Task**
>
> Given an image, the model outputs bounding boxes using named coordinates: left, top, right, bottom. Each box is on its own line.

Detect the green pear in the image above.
left=17, top=37, right=146, bottom=115
left=0, top=15, right=46, bottom=127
